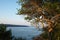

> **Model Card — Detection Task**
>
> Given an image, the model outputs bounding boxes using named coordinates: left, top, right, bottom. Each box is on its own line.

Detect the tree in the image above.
left=0, top=24, right=12, bottom=40
left=17, top=0, right=60, bottom=40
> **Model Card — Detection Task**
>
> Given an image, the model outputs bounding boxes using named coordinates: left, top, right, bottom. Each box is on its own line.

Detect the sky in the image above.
left=0, top=0, right=31, bottom=25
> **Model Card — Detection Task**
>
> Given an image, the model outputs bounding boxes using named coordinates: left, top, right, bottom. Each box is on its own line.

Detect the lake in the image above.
left=6, top=27, right=42, bottom=40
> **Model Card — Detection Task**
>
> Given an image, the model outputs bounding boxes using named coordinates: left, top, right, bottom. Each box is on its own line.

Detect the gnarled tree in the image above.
left=17, top=0, right=60, bottom=40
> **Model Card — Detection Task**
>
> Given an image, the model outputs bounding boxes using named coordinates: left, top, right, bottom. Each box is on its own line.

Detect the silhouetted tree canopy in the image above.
left=0, top=24, right=12, bottom=40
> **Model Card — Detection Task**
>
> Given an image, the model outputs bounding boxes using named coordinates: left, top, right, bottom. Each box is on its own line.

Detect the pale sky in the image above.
left=0, top=0, right=31, bottom=26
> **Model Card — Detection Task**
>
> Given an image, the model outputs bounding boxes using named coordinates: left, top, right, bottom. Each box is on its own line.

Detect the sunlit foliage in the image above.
left=17, top=0, right=60, bottom=40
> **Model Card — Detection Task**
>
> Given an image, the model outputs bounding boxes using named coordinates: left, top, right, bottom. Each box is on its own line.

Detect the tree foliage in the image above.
left=0, top=24, right=12, bottom=40
left=17, top=0, right=60, bottom=40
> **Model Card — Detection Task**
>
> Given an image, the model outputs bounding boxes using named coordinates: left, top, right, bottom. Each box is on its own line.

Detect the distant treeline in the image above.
left=0, top=24, right=29, bottom=27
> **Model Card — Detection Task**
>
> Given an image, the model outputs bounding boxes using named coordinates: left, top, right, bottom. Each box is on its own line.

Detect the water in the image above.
left=6, top=27, right=42, bottom=40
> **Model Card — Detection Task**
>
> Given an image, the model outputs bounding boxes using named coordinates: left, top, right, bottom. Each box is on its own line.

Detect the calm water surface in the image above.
left=6, top=27, right=42, bottom=40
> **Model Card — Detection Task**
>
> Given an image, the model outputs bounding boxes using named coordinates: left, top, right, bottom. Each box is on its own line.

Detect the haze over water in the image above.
left=0, top=0, right=42, bottom=40
left=0, top=0, right=30, bottom=26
